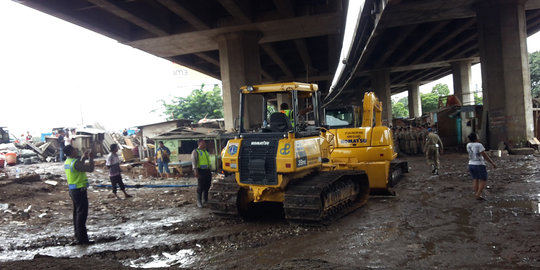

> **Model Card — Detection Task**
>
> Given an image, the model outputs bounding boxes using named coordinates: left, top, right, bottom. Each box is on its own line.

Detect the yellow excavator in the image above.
left=208, top=82, right=370, bottom=223
left=324, top=92, right=408, bottom=195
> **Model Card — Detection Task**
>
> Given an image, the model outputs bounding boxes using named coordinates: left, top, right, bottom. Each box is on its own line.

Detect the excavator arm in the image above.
left=361, top=92, right=383, bottom=128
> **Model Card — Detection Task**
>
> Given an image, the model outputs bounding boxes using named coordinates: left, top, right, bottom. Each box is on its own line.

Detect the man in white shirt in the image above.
left=106, top=143, right=132, bottom=199
left=466, top=133, right=496, bottom=200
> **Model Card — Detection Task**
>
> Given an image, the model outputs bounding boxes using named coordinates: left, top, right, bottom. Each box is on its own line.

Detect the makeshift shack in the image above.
left=137, top=119, right=193, bottom=159
left=0, top=127, right=10, bottom=144
left=431, top=105, right=483, bottom=148
left=76, top=127, right=106, bottom=156
left=151, top=123, right=232, bottom=176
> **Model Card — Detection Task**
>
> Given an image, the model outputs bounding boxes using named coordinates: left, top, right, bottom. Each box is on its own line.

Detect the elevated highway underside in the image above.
left=16, top=0, right=540, bottom=146
left=328, top=0, right=540, bottom=104
left=18, top=0, right=346, bottom=94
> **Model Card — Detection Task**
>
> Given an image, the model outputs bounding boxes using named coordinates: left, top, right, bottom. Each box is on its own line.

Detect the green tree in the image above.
left=421, top=92, right=439, bottom=113
left=397, top=96, right=408, bottom=107
left=431, top=83, right=450, bottom=96
left=529, top=51, right=540, bottom=97
left=474, top=91, right=483, bottom=105
left=392, top=99, right=409, bottom=118
left=420, top=83, right=451, bottom=113
left=160, top=84, right=223, bottom=121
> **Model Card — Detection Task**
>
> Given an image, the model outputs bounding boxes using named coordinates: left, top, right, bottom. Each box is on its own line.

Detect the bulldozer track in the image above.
left=284, top=170, right=369, bottom=225
left=207, top=175, right=241, bottom=216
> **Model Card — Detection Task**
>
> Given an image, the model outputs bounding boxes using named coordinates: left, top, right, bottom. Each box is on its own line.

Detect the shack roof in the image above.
left=152, top=125, right=230, bottom=140
left=137, top=119, right=192, bottom=129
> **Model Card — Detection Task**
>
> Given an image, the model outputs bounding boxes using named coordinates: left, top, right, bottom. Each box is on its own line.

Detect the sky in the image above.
left=2, top=1, right=540, bottom=137
left=0, top=1, right=221, bottom=137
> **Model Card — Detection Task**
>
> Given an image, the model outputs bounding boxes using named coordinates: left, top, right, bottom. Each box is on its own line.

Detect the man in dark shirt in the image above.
left=58, top=130, right=66, bottom=162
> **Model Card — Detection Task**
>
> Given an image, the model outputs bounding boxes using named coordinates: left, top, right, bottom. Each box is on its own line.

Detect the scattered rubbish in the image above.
left=5, top=152, right=16, bottom=166
left=44, top=180, right=58, bottom=186
left=95, top=184, right=196, bottom=189
left=0, top=203, right=8, bottom=210
left=38, top=213, right=48, bottom=218
left=14, top=174, right=41, bottom=183
left=15, top=168, right=20, bottom=178
left=24, top=205, right=32, bottom=213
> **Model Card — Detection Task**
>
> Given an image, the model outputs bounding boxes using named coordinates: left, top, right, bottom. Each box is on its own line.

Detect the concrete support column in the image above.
left=218, top=32, right=262, bottom=131
left=371, top=70, right=392, bottom=125
left=451, top=60, right=474, bottom=105
left=407, top=82, right=422, bottom=118
left=476, top=0, right=533, bottom=148
left=276, top=94, right=291, bottom=110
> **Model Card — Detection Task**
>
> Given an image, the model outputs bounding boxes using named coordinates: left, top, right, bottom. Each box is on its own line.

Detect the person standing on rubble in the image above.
left=192, top=139, right=212, bottom=208
left=58, top=130, right=66, bottom=161
left=423, top=128, right=444, bottom=175
left=466, top=133, right=496, bottom=200
left=63, top=145, right=94, bottom=245
left=156, top=141, right=171, bottom=179
left=106, top=143, right=132, bottom=199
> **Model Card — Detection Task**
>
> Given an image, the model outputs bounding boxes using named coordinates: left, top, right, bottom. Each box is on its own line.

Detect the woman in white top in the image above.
left=466, top=133, right=496, bottom=200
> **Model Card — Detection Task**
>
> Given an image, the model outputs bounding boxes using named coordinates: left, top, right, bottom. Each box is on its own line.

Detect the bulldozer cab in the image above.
left=238, top=82, right=322, bottom=137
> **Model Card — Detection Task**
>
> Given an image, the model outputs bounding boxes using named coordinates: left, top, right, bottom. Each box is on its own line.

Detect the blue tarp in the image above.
left=41, top=133, right=52, bottom=142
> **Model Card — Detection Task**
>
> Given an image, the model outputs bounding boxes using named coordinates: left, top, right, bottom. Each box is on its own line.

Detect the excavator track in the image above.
left=283, top=170, right=369, bottom=225
left=388, top=160, right=408, bottom=187
left=207, top=175, right=241, bottom=216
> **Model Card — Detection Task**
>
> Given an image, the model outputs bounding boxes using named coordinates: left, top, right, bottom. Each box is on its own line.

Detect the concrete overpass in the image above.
left=16, top=0, right=540, bottom=147
left=327, top=0, right=540, bottom=148
left=16, top=0, right=346, bottom=131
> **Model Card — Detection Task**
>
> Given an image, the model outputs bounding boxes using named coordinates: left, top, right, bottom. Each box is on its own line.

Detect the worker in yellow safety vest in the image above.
left=280, top=103, right=295, bottom=127
left=63, top=145, right=94, bottom=245
left=192, top=139, right=212, bottom=208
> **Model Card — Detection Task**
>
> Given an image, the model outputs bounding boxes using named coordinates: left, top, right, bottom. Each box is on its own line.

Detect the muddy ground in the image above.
left=0, top=151, right=539, bottom=269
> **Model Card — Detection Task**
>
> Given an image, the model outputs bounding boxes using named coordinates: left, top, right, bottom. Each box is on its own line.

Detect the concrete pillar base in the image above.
left=371, top=70, right=392, bottom=125
left=407, top=82, right=422, bottom=118
left=451, top=61, right=474, bottom=106
left=218, top=32, right=262, bottom=131
left=476, top=0, right=533, bottom=148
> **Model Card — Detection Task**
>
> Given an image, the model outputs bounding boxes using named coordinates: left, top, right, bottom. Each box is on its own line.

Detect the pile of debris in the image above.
left=0, top=141, right=57, bottom=166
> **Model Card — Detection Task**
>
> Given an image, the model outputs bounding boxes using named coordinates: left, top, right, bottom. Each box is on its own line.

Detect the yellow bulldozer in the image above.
left=208, top=82, right=405, bottom=223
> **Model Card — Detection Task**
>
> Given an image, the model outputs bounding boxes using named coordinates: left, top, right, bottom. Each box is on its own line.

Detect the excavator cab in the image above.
left=209, top=82, right=370, bottom=223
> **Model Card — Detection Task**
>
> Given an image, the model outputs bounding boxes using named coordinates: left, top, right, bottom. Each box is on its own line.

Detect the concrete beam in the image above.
left=274, top=0, right=313, bottom=71
left=357, top=57, right=479, bottom=76
left=374, top=25, right=417, bottom=68
left=87, top=0, right=168, bottom=36
left=393, top=21, right=450, bottom=66
left=261, top=44, right=294, bottom=79
left=433, top=34, right=477, bottom=61
left=128, top=12, right=341, bottom=57
left=157, top=0, right=210, bottom=30
left=218, top=0, right=252, bottom=24
left=382, top=0, right=540, bottom=28
left=412, top=19, right=476, bottom=64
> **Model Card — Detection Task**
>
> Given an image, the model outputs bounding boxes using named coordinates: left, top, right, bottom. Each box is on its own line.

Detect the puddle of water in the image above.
left=492, top=199, right=540, bottom=215
left=0, top=208, right=200, bottom=262
left=124, top=249, right=195, bottom=268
